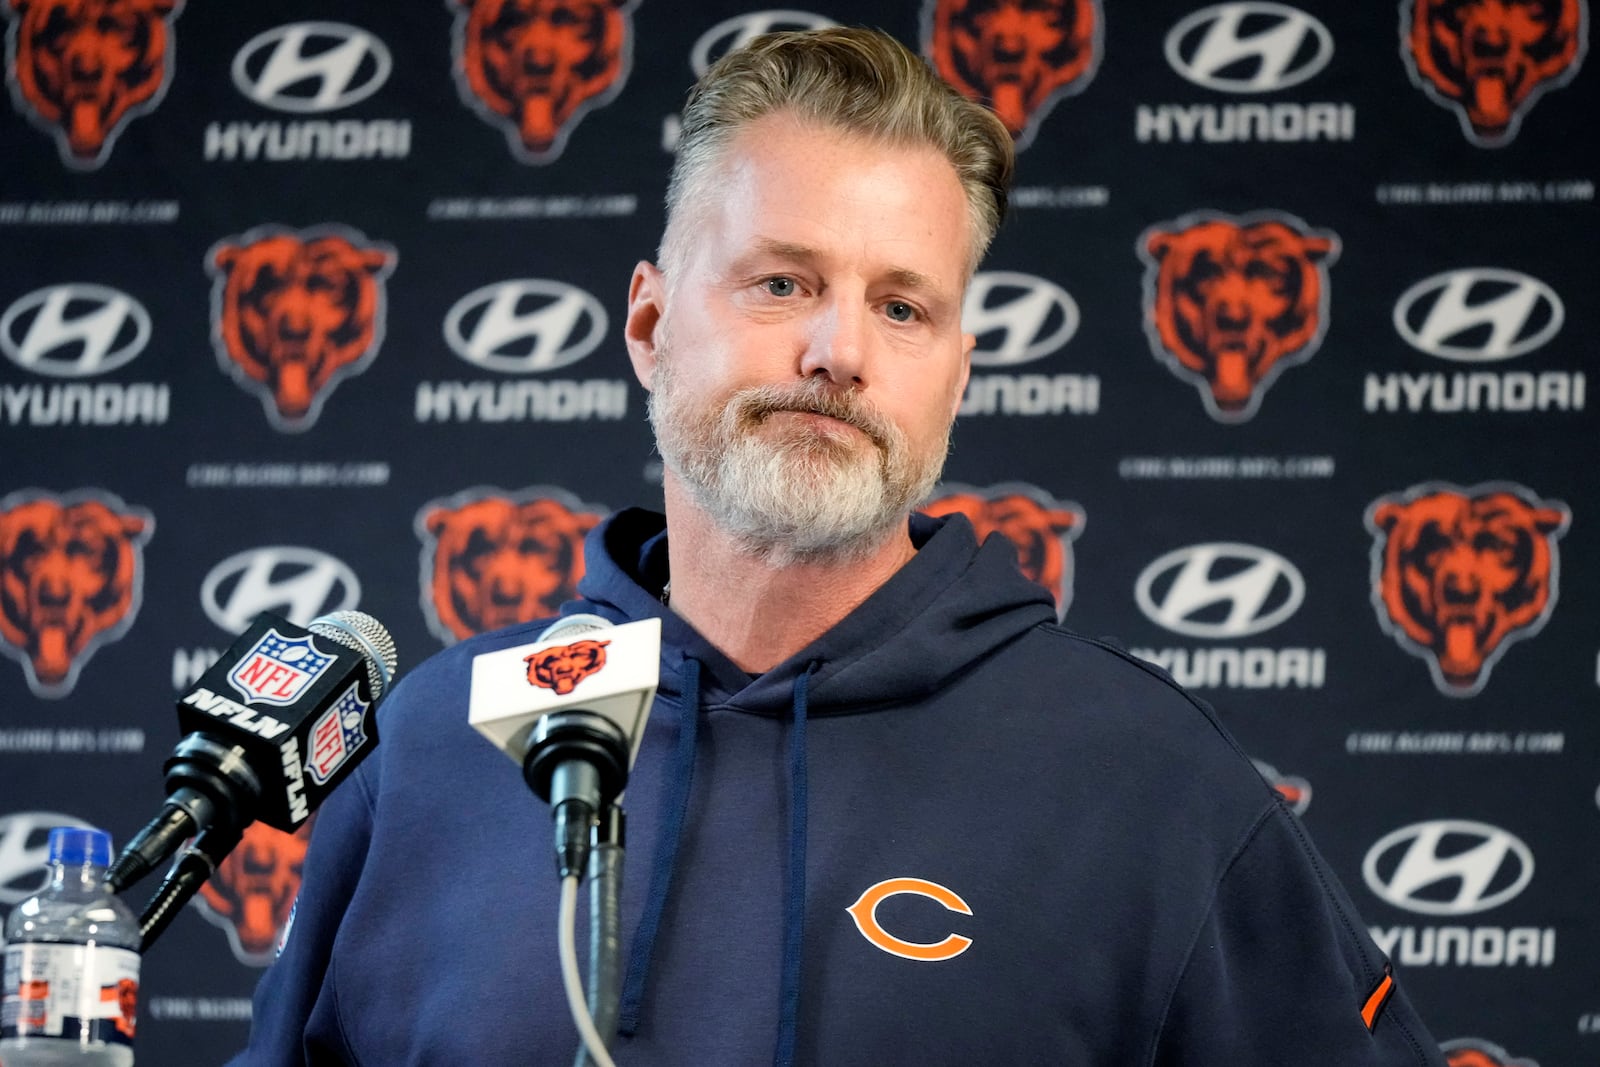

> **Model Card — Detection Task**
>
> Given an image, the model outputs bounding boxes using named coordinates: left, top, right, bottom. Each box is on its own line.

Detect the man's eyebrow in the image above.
left=746, top=237, right=821, bottom=266
left=744, top=238, right=944, bottom=293
left=882, top=267, right=940, bottom=293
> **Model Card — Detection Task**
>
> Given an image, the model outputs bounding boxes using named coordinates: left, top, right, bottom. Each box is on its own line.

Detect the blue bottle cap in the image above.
left=48, top=827, right=112, bottom=868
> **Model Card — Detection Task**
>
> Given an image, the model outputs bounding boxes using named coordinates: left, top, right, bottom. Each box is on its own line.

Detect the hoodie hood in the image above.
left=571, top=507, right=1058, bottom=716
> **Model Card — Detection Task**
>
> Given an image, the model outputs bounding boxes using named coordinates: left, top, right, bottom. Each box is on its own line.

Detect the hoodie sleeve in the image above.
left=222, top=757, right=377, bottom=1067
left=1153, top=803, right=1446, bottom=1066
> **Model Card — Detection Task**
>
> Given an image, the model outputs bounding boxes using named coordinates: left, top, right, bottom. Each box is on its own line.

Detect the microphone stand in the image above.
left=136, top=822, right=244, bottom=951
left=523, top=711, right=630, bottom=1066
left=575, top=804, right=625, bottom=1067
left=107, top=735, right=261, bottom=893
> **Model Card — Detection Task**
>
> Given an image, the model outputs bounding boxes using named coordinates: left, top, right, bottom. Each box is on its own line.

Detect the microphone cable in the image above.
left=560, top=873, right=617, bottom=1067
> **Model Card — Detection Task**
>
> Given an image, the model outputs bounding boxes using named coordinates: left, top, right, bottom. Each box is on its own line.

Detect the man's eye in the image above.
left=884, top=301, right=917, bottom=322
left=763, top=277, right=797, bottom=297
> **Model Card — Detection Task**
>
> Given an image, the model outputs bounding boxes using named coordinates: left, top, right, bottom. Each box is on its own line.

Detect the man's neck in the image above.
left=660, top=477, right=918, bottom=673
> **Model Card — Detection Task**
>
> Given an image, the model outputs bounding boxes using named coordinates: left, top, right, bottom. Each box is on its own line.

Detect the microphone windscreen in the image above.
left=309, top=610, right=398, bottom=698
left=538, top=613, right=614, bottom=643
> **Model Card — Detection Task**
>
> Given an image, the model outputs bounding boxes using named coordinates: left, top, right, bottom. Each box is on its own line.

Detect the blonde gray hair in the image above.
left=660, top=26, right=1013, bottom=278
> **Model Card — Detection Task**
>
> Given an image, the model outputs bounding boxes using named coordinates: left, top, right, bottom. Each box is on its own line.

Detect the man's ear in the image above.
left=624, top=260, right=666, bottom=390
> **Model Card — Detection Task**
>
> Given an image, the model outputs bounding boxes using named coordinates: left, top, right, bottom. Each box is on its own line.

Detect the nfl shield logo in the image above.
left=228, top=629, right=336, bottom=707
left=307, top=683, right=370, bottom=785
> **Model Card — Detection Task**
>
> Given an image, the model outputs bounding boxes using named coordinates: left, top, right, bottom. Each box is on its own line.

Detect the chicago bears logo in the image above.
left=417, top=488, right=605, bottom=644
left=923, top=483, right=1083, bottom=618
left=924, top=0, right=1101, bottom=149
left=195, top=820, right=309, bottom=965
left=846, top=877, right=975, bottom=961
left=4, top=0, right=182, bottom=169
left=1441, top=1037, right=1542, bottom=1067
left=206, top=225, right=396, bottom=433
left=1402, top=0, right=1586, bottom=147
left=448, top=0, right=638, bottom=164
left=1366, top=483, right=1569, bottom=697
left=0, top=489, right=152, bottom=698
left=525, top=637, right=608, bottom=694
left=108, top=977, right=137, bottom=1038
left=1139, top=211, right=1339, bottom=422
left=1251, top=758, right=1311, bottom=815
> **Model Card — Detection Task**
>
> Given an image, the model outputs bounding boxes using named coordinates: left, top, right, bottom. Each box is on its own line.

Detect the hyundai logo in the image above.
left=232, top=23, right=392, bottom=114
left=1363, top=819, right=1534, bottom=916
left=0, top=284, right=151, bottom=377
left=1135, top=542, right=1304, bottom=639
left=1393, top=268, right=1563, bottom=362
left=1165, top=3, right=1333, bottom=93
left=200, top=547, right=361, bottom=634
left=963, top=271, right=1080, bottom=367
left=443, top=279, right=608, bottom=373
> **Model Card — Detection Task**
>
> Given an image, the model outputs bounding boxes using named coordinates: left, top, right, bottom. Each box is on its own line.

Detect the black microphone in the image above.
left=107, top=610, right=397, bottom=893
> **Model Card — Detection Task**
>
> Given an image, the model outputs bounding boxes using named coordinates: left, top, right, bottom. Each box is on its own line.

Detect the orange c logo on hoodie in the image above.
left=847, top=877, right=974, bottom=961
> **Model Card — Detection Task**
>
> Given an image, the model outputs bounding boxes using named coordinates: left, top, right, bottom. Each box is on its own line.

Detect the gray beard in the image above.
left=648, top=356, right=950, bottom=566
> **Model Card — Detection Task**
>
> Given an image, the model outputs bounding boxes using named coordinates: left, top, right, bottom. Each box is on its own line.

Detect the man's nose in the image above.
left=799, top=299, right=869, bottom=387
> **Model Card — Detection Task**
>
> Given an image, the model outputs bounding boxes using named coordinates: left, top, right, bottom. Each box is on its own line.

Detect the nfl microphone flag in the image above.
left=178, top=612, right=381, bottom=832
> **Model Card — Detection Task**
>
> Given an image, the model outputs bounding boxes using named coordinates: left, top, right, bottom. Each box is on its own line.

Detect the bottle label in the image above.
left=1, top=942, right=139, bottom=1048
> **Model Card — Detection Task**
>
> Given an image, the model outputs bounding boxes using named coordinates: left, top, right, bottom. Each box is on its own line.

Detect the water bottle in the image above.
left=1, top=827, right=140, bottom=1066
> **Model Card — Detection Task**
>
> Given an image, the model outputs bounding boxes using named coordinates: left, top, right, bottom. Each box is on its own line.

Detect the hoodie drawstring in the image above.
left=773, top=664, right=815, bottom=1067
left=615, top=657, right=815, bottom=1064
left=617, top=657, right=701, bottom=1037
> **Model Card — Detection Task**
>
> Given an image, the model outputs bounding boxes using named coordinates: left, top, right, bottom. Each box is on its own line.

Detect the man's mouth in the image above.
left=742, top=392, right=886, bottom=449
left=768, top=408, right=859, bottom=431
left=744, top=410, right=868, bottom=460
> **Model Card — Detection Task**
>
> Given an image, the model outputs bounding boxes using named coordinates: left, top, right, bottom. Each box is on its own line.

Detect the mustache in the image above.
left=730, top=379, right=893, bottom=450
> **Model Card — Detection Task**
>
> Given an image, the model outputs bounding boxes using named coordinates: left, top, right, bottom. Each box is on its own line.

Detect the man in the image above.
left=231, top=28, right=1444, bottom=1066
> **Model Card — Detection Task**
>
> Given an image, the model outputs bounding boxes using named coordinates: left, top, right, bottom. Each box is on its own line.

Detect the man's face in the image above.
left=629, top=114, right=976, bottom=562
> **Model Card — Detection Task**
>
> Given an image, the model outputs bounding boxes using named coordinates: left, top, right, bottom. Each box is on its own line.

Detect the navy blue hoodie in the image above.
left=230, top=509, right=1444, bottom=1065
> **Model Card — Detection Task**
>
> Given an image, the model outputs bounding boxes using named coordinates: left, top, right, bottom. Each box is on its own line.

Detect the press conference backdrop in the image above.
left=1, top=1, right=1595, bottom=1063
